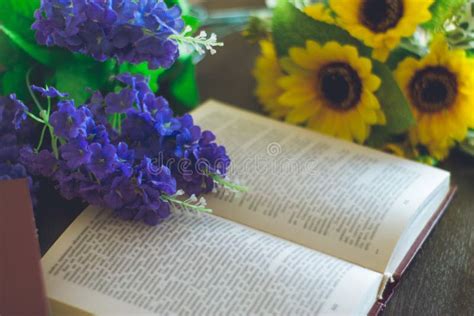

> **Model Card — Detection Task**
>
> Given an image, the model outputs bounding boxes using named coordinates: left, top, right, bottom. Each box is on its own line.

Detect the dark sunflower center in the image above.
left=318, top=62, right=362, bottom=111
left=360, top=0, right=404, bottom=33
left=409, top=66, right=458, bottom=113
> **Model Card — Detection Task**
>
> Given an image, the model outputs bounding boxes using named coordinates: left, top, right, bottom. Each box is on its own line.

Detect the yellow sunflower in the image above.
left=278, top=40, right=386, bottom=143
left=304, top=3, right=336, bottom=25
left=330, top=0, right=433, bottom=61
left=395, top=36, right=474, bottom=160
left=253, top=39, right=289, bottom=118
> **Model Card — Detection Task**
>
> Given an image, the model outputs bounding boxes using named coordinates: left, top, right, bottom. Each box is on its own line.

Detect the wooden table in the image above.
left=37, top=1, right=474, bottom=315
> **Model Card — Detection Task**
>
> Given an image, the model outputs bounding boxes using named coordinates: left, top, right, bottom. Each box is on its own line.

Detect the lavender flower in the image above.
left=9, top=94, right=28, bottom=130
left=19, top=147, right=58, bottom=178
left=105, top=88, right=137, bottom=114
left=0, top=162, right=29, bottom=181
left=49, top=101, right=88, bottom=139
left=0, top=98, right=37, bottom=206
left=31, top=85, right=68, bottom=98
left=33, top=0, right=185, bottom=69
left=87, top=143, right=117, bottom=179
left=60, top=137, right=92, bottom=169
left=11, top=75, right=233, bottom=226
left=0, top=134, right=20, bottom=162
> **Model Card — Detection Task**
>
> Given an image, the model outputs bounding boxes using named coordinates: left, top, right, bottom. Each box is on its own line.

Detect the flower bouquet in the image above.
left=0, top=0, right=242, bottom=226
left=250, top=0, right=474, bottom=163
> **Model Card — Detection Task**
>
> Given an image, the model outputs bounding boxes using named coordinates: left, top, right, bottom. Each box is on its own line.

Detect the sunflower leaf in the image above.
left=423, top=0, right=466, bottom=31
left=372, top=62, right=415, bottom=134
left=272, top=0, right=372, bottom=57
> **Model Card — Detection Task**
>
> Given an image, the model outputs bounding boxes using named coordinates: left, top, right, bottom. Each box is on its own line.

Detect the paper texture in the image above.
left=42, top=206, right=381, bottom=315
left=193, top=101, right=450, bottom=272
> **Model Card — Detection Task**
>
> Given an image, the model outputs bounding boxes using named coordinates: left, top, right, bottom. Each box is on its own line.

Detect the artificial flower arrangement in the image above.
left=0, top=0, right=242, bottom=226
left=249, top=0, right=474, bottom=163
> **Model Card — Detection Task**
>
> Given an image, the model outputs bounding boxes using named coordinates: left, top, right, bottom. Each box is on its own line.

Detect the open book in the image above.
left=42, top=100, right=455, bottom=315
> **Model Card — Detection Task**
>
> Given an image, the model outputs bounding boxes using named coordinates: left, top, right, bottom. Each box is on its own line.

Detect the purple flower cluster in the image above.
left=33, top=0, right=185, bottom=69
left=16, top=74, right=230, bottom=225
left=0, top=96, right=37, bottom=203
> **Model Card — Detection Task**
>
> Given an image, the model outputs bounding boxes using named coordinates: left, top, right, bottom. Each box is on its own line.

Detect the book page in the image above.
left=193, top=100, right=450, bottom=273
left=42, top=206, right=382, bottom=315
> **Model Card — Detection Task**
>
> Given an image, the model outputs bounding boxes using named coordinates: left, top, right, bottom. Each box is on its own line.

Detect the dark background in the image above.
left=38, top=1, right=474, bottom=315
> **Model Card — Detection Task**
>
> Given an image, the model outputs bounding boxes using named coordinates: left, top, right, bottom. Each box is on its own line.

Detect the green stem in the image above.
left=161, top=195, right=212, bottom=213
left=26, top=68, right=44, bottom=113
left=118, top=113, right=122, bottom=133
left=50, top=131, right=59, bottom=159
left=26, top=111, right=45, bottom=124
left=47, top=96, right=52, bottom=117
left=35, top=124, right=48, bottom=152
left=211, top=174, right=248, bottom=193
left=112, top=113, right=119, bottom=130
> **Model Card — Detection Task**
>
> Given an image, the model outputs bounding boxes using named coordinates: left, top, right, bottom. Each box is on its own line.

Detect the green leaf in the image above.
left=386, top=46, right=420, bottom=70
left=168, top=56, right=199, bottom=110
left=0, top=0, right=40, bottom=42
left=165, top=0, right=191, bottom=15
left=159, top=55, right=200, bottom=112
left=182, top=15, right=201, bottom=33
left=423, top=0, right=465, bottom=31
left=53, top=61, right=115, bottom=105
left=458, top=130, right=474, bottom=158
left=1, top=64, right=30, bottom=101
left=0, top=24, right=63, bottom=66
left=0, top=31, right=27, bottom=66
left=372, top=62, right=415, bottom=134
left=272, top=0, right=414, bottom=145
left=119, top=62, right=166, bottom=93
left=0, top=0, right=73, bottom=66
left=272, top=0, right=371, bottom=57
left=0, top=0, right=39, bottom=20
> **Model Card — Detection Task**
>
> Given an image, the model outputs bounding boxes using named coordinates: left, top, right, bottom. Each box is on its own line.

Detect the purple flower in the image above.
left=154, top=108, right=181, bottom=136
left=19, top=147, right=58, bottom=177
left=88, top=91, right=108, bottom=124
left=31, top=85, right=68, bottom=98
left=0, top=162, right=28, bottom=181
left=9, top=94, right=28, bottom=129
left=138, top=157, right=176, bottom=195
left=105, top=88, right=137, bottom=114
left=175, top=114, right=201, bottom=156
left=87, top=143, right=117, bottom=179
left=2, top=79, right=232, bottom=227
left=103, top=176, right=137, bottom=209
left=0, top=134, right=19, bottom=162
left=116, top=142, right=134, bottom=177
left=121, top=111, right=155, bottom=142
left=33, top=0, right=185, bottom=69
left=60, top=138, right=92, bottom=169
left=138, top=201, right=171, bottom=226
left=50, top=100, right=87, bottom=139
left=78, top=180, right=105, bottom=205
left=53, top=168, right=88, bottom=201
left=143, top=94, right=168, bottom=114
